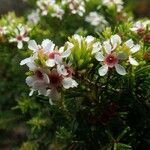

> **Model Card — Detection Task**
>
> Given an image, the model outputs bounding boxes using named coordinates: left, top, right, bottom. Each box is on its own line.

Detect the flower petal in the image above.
left=57, top=65, right=68, bottom=76
left=103, top=41, right=112, bottom=54
left=26, top=76, right=35, bottom=86
left=95, top=52, right=104, bottom=61
left=130, top=44, right=140, bottom=53
left=43, top=73, right=50, bottom=84
left=23, top=37, right=30, bottom=42
left=26, top=62, right=37, bottom=71
left=42, top=39, right=55, bottom=53
left=20, top=57, right=33, bottom=65
left=17, top=41, right=23, bottom=49
left=98, top=65, right=108, bottom=76
left=62, top=78, right=78, bottom=89
left=111, top=34, right=121, bottom=48
left=62, top=78, right=72, bottom=89
left=46, top=59, right=55, bottom=67
left=129, top=56, right=139, bottom=66
left=29, top=89, right=35, bottom=96
left=125, top=39, right=134, bottom=48
left=86, top=36, right=94, bottom=44
left=54, top=55, right=62, bottom=64
left=92, top=42, right=101, bottom=54
left=74, top=34, right=82, bottom=43
left=61, top=48, right=71, bottom=58
left=115, top=64, right=126, bottom=75
left=9, top=38, right=17, bottom=42
left=28, top=40, right=38, bottom=52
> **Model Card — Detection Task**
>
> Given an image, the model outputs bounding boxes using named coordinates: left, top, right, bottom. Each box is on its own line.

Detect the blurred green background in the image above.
left=0, top=0, right=149, bottom=17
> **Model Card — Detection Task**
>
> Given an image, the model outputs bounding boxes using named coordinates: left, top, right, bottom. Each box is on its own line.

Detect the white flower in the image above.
left=62, top=0, right=85, bottom=16
left=37, top=0, right=55, bottom=16
left=28, top=39, right=55, bottom=54
left=51, top=4, right=65, bottom=20
left=124, top=39, right=140, bottom=66
left=45, top=44, right=72, bottom=67
left=85, top=11, right=108, bottom=31
left=0, top=26, right=8, bottom=35
left=9, top=25, right=30, bottom=49
left=28, top=10, right=40, bottom=25
left=26, top=67, right=50, bottom=96
left=102, top=0, right=124, bottom=12
left=94, top=34, right=126, bottom=76
left=130, top=20, right=150, bottom=33
left=48, top=69, right=78, bottom=104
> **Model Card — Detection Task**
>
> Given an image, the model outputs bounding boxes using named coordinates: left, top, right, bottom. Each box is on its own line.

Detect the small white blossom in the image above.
left=51, top=4, right=65, bottom=20
left=26, top=71, right=50, bottom=96
left=94, top=34, right=141, bottom=76
left=124, top=39, right=140, bottom=66
left=130, top=20, right=150, bottom=33
left=85, top=11, right=108, bottom=32
left=62, top=0, right=85, bottom=16
left=37, top=0, right=55, bottom=16
left=102, top=0, right=124, bottom=12
left=46, top=45, right=72, bottom=67
left=94, top=34, right=126, bottom=76
left=9, top=25, right=30, bottom=49
left=28, top=10, right=40, bottom=25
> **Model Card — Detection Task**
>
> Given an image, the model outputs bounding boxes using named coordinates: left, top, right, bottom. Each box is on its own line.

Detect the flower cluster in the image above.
left=85, top=11, right=108, bottom=32
left=62, top=0, right=85, bottom=16
left=20, top=39, right=78, bottom=104
left=102, top=0, right=124, bottom=12
left=93, top=34, right=140, bottom=76
left=37, top=0, right=64, bottom=19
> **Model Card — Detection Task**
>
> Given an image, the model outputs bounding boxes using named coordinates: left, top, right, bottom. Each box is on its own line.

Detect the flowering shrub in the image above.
left=0, top=0, right=150, bottom=149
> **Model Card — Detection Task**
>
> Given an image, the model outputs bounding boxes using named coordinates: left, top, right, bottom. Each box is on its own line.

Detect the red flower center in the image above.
left=65, top=65, right=74, bottom=77
left=49, top=71, right=62, bottom=88
left=137, top=28, right=145, bottom=35
left=35, top=70, right=44, bottom=80
left=49, top=52, right=60, bottom=59
left=143, top=34, right=150, bottom=42
left=104, top=53, right=118, bottom=68
left=16, top=35, right=23, bottom=41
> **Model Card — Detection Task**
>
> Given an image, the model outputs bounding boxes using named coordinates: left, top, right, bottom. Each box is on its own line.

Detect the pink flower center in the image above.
left=104, top=53, right=118, bottom=68
left=137, top=28, right=145, bottom=35
left=49, top=52, right=60, bottom=59
left=49, top=71, right=62, bottom=88
left=35, top=70, right=44, bottom=80
left=16, top=35, right=23, bottom=41
left=143, top=34, right=150, bottom=42
left=65, top=65, right=74, bottom=77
